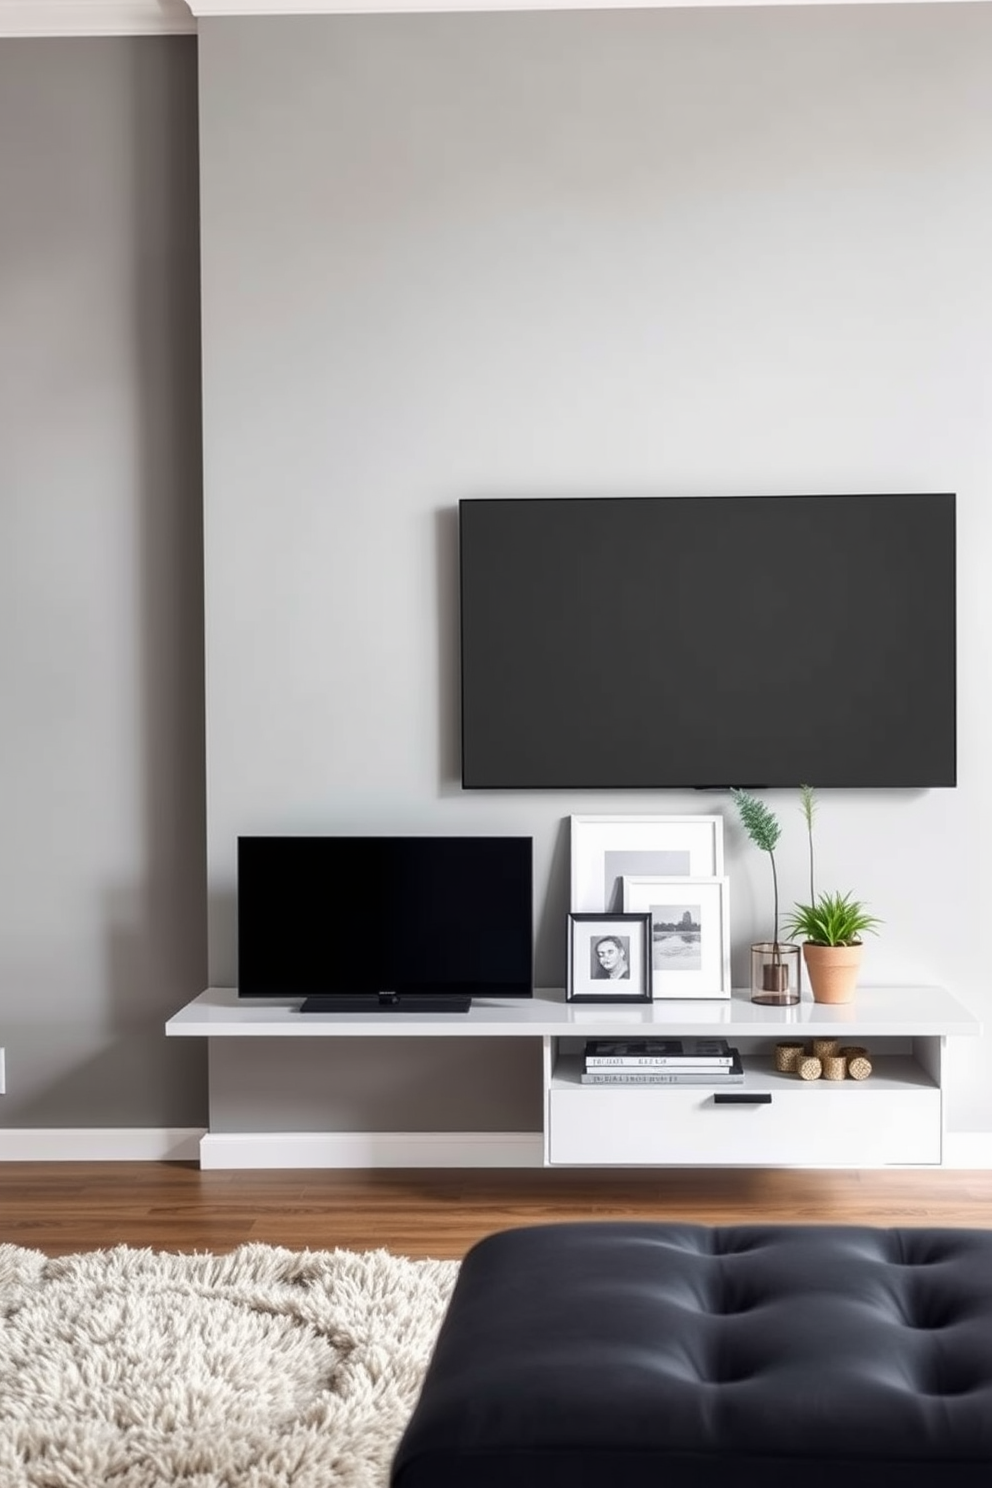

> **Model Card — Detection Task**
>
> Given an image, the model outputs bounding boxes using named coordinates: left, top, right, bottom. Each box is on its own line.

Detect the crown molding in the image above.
left=0, top=1, right=195, bottom=34
left=187, top=0, right=982, bottom=11
left=0, top=0, right=977, bottom=34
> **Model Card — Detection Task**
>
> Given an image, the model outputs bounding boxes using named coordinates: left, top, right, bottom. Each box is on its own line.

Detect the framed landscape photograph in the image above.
left=566, top=913, right=652, bottom=1004
left=570, top=815, right=725, bottom=913
left=621, top=875, right=731, bottom=1000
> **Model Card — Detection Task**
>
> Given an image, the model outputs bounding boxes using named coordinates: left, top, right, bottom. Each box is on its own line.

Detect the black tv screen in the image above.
left=237, top=836, right=533, bottom=1002
left=459, top=494, right=956, bottom=789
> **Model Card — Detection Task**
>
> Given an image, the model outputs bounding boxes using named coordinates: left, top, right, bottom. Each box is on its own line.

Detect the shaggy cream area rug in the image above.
left=0, top=1242, right=459, bottom=1488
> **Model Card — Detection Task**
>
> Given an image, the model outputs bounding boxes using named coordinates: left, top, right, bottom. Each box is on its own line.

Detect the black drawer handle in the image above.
left=712, top=1093, right=773, bottom=1105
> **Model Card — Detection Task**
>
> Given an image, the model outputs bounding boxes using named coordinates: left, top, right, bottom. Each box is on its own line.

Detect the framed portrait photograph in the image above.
left=567, top=913, right=653, bottom=1004
left=621, top=876, right=731, bottom=1000
left=570, top=814, right=725, bottom=913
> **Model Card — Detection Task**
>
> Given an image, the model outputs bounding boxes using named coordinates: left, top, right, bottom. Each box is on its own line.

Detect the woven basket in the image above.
left=775, top=1042, right=806, bottom=1073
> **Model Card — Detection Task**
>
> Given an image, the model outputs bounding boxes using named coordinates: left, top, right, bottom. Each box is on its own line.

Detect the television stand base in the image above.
left=299, top=994, right=472, bottom=1014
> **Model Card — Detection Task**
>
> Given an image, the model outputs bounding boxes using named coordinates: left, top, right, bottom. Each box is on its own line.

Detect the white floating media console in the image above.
left=166, top=985, right=980, bottom=1170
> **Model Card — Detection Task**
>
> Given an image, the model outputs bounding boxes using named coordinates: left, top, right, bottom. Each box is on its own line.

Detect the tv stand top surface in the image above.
left=167, top=986, right=980, bottom=1040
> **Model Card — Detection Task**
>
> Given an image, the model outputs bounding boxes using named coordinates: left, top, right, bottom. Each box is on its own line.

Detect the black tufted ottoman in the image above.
left=392, top=1221, right=992, bottom=1488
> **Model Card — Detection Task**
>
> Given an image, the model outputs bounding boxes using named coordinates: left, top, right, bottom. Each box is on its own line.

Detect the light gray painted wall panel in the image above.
left=0, top=38, right=207, bottom=1126
left=192, top=7, right=989, bottom=1135
left=208, top=1038, right=543, bottom=1133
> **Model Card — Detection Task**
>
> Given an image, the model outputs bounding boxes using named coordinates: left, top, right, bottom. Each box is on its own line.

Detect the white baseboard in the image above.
left=942, top=1131, right=992, bottom=1169
left=199, top=1130, right=544, bottom=1169
left=1, top=1126, right=988, bottom=1170
left=0, top=1128, right=205, bottom=1161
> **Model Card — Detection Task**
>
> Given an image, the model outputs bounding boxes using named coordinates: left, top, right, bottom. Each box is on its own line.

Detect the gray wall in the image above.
left=0, top=38, right=207, bottom=1126
left=199, top=8, right=992, bottom=1135
left=4, top=11, right=990, bottom=1140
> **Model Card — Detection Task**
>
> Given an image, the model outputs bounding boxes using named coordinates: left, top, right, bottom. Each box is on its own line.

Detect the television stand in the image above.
left=299, top=992, right=472, bottom=1014
left=166, top=985, right=980, bottom=1168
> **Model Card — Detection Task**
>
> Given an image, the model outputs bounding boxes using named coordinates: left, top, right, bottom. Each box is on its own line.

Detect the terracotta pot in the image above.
left=802, top=941, right=864, bottom=1004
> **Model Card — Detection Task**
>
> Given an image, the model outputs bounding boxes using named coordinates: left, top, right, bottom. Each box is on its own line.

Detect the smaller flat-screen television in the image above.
left=237, top=835, right=533, bottom=1013
left=459, top=493, right=956, bottom=789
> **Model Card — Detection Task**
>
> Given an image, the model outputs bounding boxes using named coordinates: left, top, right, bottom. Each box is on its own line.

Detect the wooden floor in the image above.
left=2, top=1164, right=991, bottom=1259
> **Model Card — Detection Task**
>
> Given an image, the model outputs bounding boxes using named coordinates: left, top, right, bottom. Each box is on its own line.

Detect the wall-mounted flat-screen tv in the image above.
left=459, top=494, right=956, bottom=790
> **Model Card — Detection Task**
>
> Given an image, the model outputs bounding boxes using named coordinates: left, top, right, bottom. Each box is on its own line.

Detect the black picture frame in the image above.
left=567, top=912, right=653, bottom=1004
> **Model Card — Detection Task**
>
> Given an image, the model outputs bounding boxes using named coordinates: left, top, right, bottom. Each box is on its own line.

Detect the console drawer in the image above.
left=547, top=1057, right=940, bottom=1167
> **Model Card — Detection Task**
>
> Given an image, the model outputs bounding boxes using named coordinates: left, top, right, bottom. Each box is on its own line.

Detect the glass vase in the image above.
left=750, top=942, right=802, bottom=1006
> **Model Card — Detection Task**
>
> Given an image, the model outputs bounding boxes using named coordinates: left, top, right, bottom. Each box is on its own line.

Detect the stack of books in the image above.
left=580, top=1037, right=744, bottom=1085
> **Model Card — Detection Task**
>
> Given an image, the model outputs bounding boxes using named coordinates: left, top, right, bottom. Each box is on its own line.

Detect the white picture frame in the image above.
left=622, top=875, right=731, bottom=1000
left=569, top=814, right=725, bottom=914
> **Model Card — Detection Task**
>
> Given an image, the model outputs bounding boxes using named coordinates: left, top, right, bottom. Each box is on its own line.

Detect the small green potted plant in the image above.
left=731, top=789, right=801, bottom=1005
left=782, top=786, right=881, bottom=1004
